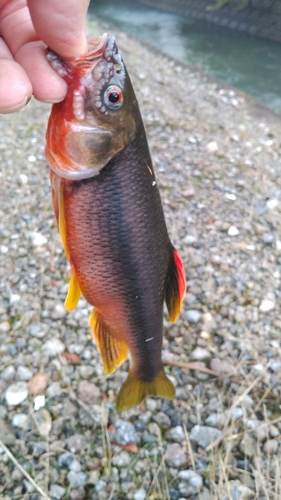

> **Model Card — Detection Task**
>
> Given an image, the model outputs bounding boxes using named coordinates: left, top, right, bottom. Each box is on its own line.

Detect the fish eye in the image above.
left=104, top=85, right=123, bottom=110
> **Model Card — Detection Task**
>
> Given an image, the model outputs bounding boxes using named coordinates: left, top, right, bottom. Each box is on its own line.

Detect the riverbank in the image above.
left=0, top=18, right=281, bottom=499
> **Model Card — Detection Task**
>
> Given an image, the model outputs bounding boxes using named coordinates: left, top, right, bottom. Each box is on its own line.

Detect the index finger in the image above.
left=27, top=0, right=90, bottom=58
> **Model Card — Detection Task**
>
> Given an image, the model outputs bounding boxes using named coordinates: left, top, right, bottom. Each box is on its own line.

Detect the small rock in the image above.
left=42, top=338, right=65, bottom=356
left=110, top=419, right=137, bottom=445
left=34, top=395, right=46, bottom=410
left=263, top=439, right=278, bottom=454
left=239, top=435, right=256, bottom=458
left=164, top=443, right=188, bottom=468
left=51, top=302, right=67, bottom=319
left=0, top=321, right=10, bottom=333
left=266, top=198, right=278, bottom=210
left=58, top=452, right=75, bottom=469
left=29, top=323, right=48, bottom=339
left=190, top=425, right=222, bottom=448
left=229, top=479, right=254, bottom=499
left=67, top=434, right=87, bottom=453
left=111, top=450, right=131, bottom=467
left=5, top=381, right=28, bottom=406
left=87, top=470, right=101, bottom=485
left=165, top=425, right=185, bottom=443
left=30, top=231, right=47, bottom=246
left=33, top=408, right=52, bottom=437
left=178, top=470, right=203, bottom=496
left=206, top=141, right=218, bottom=152
left=1, top=365, right=16, bottom=381
left=69, top=459, right=82, bottom=472
left=153, top=411, right=171, bottom=429
left=49, top=484, right=66, bottom=500
left=16, top=365, right=33, bottom=381
left=134, top=488, right=146, bottom=500
left=228, top=225, right=240, bottom=236
left=202, top=312, right=216, bottom=332
left=11, top=413, right=28, bottom=428
left=29, top=441, right=47, bottom=458
left=78, top=380, right=101, bottom=405
left=259, top=299, right=275, bottom=313
left=28, top=372, right=48, bottom=395
left=70, top=487, right=86, bottom=500
left=186, top=310, right=202, bottom=324
left=210, top=357, right=234, bottom=374
left=67, top=471, right=88, bottom=489
left=191, top=347, right=211, bottom=361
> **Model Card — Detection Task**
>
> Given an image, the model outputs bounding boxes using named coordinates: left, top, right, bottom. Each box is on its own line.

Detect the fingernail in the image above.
left=0, top=95, right=31, bottom=114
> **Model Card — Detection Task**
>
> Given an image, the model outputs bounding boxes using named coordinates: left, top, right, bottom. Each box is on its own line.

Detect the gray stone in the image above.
left=51, top=302, right=67, bottom=319
left=153, top=411, right=171, bottom=429
left=0, top=365, right=15, bottom=380
left=11, top=413, right=28, bottom=428
left=134, top=488, right=146, bottom=500
left=16, top=365, right=33, bottom=381
left=111, top=450, right=131, bottom=467
left=67, top=434, right=87, bottom=453
left=111, top=419, right=137, bottom=445
left=78, top=380, right=101, bottom=405
left=42, top=338, right=65, bottom=356
left=49, top=484, right=67, bottom=500
left=164, top=443, right=188, bottom=469
left=230, top=479, right=255, bottom=499
left=239, top=435, right=256, bottom=458
left=165, top=425, right=185, bottom=443
left=4, top=381, right=28, bottom=406
left=191, top=347, right=211, bottom=361
left=70, top=487, right=86, bottom=500
left=29, top=323, right=48, bottom=339
left=58, top=452, right=75, bottom=469
left=189, top=425, right=222, bottom=448
left=67, top=471, right=88, bottom=489
left=186, top=310, right=202, bottom=323
left=263, top=439, right=278, bottom=454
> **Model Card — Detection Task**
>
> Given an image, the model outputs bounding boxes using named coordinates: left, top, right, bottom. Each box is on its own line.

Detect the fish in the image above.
left=45, top=34, right=186, bottom=412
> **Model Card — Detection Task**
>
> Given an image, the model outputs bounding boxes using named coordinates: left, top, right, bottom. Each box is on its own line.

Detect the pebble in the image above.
left=229, top=480, right=255, bottom=499
left=67, top=434, right=87, bottom=453
left=33, top=408, right=52, bottom=437
left=153, top=411, right=171, bottom=429
left=58, top=452, right=76, bottom=469
left=70, top=487, right=86, bottom=500
left=0, top=321, right=10, bottom=333
left=11, top=413, right=28, bottom=428
left=239, top=435, right=256, bottom=458
left=178, top=470, right=203, bottom=495
left=189, top=425, right=222, bottom=448
left=1, top=365, right=16, bottom=380
left=67, top=471, right=88, bottom=489
left=51, top=302, right=67, bottom=319
left=42, top=338, right=65, bottom=356
left=5, top=381, right=28, bottom=406
left=28, top=373, right=48, bottom=396
left=263, top=439, right=278, bottom=454
left=29, top=323, right=48, bottom=339
left=259, top=299, right=275, bottom=312
left=111, top=450, right=131, bottom=467
left=202, top=312, right=216, bottom=332
left=164, top=443, right=188, bottom=468
left=228, top=225, right=240, bottom=236
left=78, top=380, right=101, bottom=405
left=206, top=140, right=218, bottom=152
left=111, top=419, right=138, bottom=445
left=191, top=347, right=211, bottom=361
left=30, top=231, right=47, bottom=246
left=165, top=425, right=185, bottom=443
left=16, top=365, right=33, bottom=381
left=49, top=484, right=67, bottom=500
left=134, top=488, right=146, bottom=500
left=185, top=310, right=202, bottom=324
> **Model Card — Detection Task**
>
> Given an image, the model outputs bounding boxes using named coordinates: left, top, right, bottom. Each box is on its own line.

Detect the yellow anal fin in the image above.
left=65, top=267, right=82, bottom=311
left=116, top=368, right=175, bottom=413
left=58, top=180, right=70, bottom=260
left=89, top=310, right=128, bottom=375
left=165, top=247, right=186, bottom=323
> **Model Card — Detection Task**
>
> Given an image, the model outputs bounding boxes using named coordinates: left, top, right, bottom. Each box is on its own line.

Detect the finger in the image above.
left=16, top=40, right=68, bottom=103
left=0, top=0, right=39, bottom=56
left=27, top=0, right=90, bottom=58
left=0, top=37, right=31, bottom=113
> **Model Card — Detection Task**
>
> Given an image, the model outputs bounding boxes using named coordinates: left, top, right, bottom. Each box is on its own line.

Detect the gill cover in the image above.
left=45, top=34, right=139, bottom=180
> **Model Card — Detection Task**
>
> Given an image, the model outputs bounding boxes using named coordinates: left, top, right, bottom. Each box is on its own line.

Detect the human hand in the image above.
left=0, top=0, right=90, bottom=113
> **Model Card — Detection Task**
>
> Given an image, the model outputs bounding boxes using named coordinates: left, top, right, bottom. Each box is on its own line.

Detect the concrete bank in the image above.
left=134, top=0, right=281, bottom=43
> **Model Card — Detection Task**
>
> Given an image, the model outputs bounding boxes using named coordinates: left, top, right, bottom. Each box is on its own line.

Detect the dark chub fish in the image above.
left=45, top=34, right=186, bottom=412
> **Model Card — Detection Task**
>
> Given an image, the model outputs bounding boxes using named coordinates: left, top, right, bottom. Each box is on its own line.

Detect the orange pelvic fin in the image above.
left=65, top=267, right=82, bottom=311
left=165, top=247, right=186, bottom=323
left=89, top=310, right=128, bottom=374
left=116, top=368, right=175, bottom=413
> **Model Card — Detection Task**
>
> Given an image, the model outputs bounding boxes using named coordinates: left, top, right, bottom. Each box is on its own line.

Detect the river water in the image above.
left=89, top=0, right=281, bottom=114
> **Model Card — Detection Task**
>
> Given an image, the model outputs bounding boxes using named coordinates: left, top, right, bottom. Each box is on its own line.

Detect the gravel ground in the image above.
left=1, top=18, right=281, bottom=500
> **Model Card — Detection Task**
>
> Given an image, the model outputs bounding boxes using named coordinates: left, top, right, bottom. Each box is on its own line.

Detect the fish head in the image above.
left=46, top=34, right=141, bottom=180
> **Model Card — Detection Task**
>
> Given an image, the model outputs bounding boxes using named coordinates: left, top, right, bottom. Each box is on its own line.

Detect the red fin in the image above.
left=89, top=310, right=128, bottom=374
left=116, top=368, right=175, bottom=413
left=165, top=247, right=186, bottom=323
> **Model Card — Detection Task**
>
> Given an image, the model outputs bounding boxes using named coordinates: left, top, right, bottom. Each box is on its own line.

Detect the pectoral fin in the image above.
left=89, top=310, right=128, bottom=374
left=65, top=267, right=82, bottom=311
left=165, top=247, right=186, bottom=323
left=116, top=368, right=175, bottom=413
